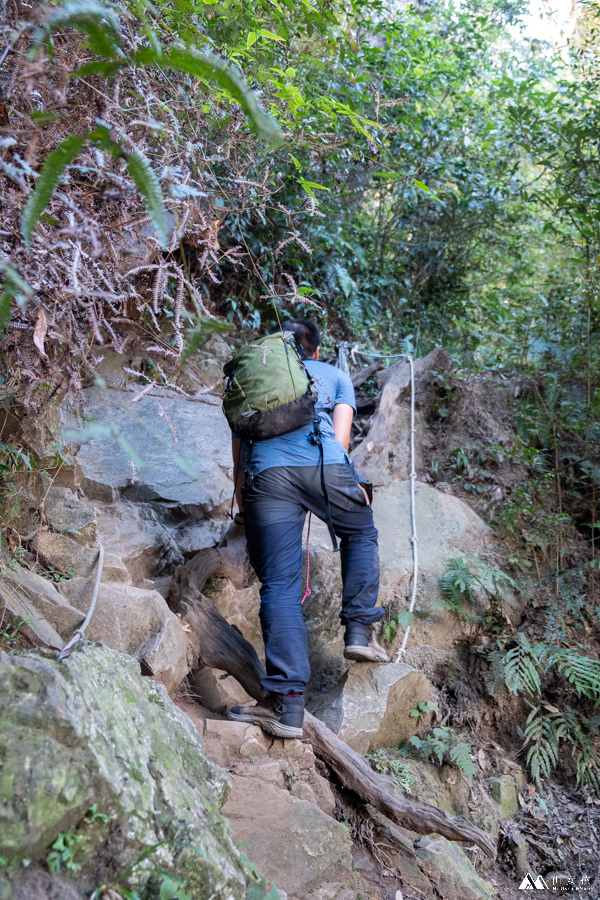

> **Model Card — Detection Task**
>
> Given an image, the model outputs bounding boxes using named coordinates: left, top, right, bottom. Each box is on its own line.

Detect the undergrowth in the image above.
left=402, top=728, right=475, bottom=784
left=440, top=554, right=600, bottom=795
left=365, top=749, right=417, bottom=794
left=486, top=633, right=600, bottom=794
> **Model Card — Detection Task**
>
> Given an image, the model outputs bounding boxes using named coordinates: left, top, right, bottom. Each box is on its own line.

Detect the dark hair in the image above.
left=271, top=318, right=320, bottom=358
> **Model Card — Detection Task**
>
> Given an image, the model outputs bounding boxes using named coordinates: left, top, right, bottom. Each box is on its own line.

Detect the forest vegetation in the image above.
left=2, top=0, right=600, bottom=826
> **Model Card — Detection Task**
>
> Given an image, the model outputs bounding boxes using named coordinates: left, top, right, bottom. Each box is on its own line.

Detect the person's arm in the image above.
left=332, top=403, right=354, bottom=451
left=333, top=400, right=370, bottom=505
left=231, top=438, right=244, bottom=524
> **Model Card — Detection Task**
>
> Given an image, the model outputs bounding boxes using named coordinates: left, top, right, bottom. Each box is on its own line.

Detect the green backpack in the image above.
left=222, top=331, right=318, bottom=440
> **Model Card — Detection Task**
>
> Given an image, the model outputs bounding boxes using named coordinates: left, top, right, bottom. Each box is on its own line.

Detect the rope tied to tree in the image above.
left=338, top=345, right=419, bottom=661
left=394, top=354, right=418, bottom=661
left=58, top=543, right=104, bottom=660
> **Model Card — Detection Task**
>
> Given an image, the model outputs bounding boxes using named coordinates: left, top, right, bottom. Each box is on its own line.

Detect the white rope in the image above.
left=59, top=544, right=104, bottom=660
left=342, top=345, right=419, bottom=661
left=394, top=355, right=418, bottom=661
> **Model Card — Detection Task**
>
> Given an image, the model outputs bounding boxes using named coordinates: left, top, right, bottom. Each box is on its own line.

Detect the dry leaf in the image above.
left=478, top=749, right=488, bottom=770
left=33, top=308, right=48, bottom=358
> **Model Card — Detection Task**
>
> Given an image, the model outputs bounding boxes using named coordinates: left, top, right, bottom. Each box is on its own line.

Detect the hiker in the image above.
left=225, top=319, right=388, bottom=739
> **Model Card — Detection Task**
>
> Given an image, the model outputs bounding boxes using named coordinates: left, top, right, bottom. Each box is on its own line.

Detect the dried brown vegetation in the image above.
left=0, top=0, right=322, bottom=410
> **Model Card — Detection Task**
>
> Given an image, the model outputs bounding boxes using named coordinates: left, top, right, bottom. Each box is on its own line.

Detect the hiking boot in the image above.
left=228, top=693, right=305, bottom=738
left=343, top=624, right=389, bottom=663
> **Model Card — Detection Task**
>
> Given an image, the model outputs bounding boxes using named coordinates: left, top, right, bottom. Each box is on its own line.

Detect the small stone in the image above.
left=58, top=578, right=189, bottom=694
left=33, top=531, right=128, bottom=583
left=0, top=565, right=83, bottom=639
left=239, top=738, right=268, bottom=759
left=237, top=760, right=282, bottom=783
left=416, top=836, right=497, bottom=900
left=191, top=667, right=254, bottom=717
left=45, top=487, right=97, bottom=546
left=498, top=758, right=526, bottom=789
left=490, top=774, right=519, bottom=819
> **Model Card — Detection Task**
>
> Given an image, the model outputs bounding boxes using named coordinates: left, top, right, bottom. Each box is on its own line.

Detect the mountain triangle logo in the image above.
left=519, top=873, right=549, bottom=890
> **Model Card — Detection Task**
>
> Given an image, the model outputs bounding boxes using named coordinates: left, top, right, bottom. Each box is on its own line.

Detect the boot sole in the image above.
left=227, top=711, right=303, bottom=739
left=344, top=645, right=389, bottom=663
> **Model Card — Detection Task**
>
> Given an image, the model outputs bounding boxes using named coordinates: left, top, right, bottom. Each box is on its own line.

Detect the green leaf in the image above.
left=413, top=180, right=442, bottom=203
left=247, top=31, right=258, bottom=48
left=136, top=46, right=282, bottom=144
left=397, top=610, right=414, bottom=630
left=298, top=177, right=330, bottom=199
left=125, top=149, right=168, bottom=249
left=21, top=132, right=86, bottom=249
left=159, top=873, right=189, bottom=900
left=258, top=28, right=285, bottom=42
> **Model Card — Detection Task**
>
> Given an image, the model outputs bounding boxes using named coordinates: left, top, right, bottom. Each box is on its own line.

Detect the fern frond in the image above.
left=125, top=150, right=168, bottom=250
left=448, top=740, right=475, bottom=783
left=426, top=735, right=447, bottom=766
left=469, top=555, right=519, bottom=598
left=439, top=557, right=475, bottom=617
left=557, top=706, right=600, bottom=795
left=523, top=706, right=561, bottom=786
left=546, top=648, right=600, bottom=701
left=21, top=133, right=86, bottom=249
left=503, top=633, right=542, bottom=697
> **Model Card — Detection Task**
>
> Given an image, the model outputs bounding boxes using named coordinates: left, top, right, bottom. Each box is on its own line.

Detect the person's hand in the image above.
left=234, top=512, right=245, bottom=526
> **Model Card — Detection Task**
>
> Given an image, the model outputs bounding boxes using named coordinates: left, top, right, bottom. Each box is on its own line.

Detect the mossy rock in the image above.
left=0, top=643, right=245, bottom=899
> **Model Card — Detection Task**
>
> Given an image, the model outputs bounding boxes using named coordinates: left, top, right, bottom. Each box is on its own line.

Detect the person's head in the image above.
left=272, top=318, right=320, bottom=359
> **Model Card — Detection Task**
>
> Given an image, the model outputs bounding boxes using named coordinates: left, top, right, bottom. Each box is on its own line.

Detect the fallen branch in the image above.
left=351, top=361, right=382, bottom=389
left=180, top=589, right=496, bottom=859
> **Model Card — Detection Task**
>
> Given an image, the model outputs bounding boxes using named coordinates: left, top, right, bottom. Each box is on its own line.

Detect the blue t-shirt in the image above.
left=241, top=359, right=356, bottom=477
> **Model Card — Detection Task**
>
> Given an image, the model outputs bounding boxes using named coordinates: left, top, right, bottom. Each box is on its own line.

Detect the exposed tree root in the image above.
left=178, top=587, right=496, bottom=859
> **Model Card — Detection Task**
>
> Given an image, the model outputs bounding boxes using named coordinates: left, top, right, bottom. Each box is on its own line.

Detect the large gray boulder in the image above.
left=310, top=662, right=433, bottom=754
left=0, top=643, right=246, bottom=899
left=223, top=777, right=355, bottom=899
left=64, top=381, right=232, bottom=513
left=59, top=578, right=189, bottom=694
left=303, top=480, right=492, bottom=663
left=0, top=564, right=188, bottom=695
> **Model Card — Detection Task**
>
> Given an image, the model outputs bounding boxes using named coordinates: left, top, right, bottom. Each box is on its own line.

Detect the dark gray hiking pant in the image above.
left=242, top=463, right=383, bottom=694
